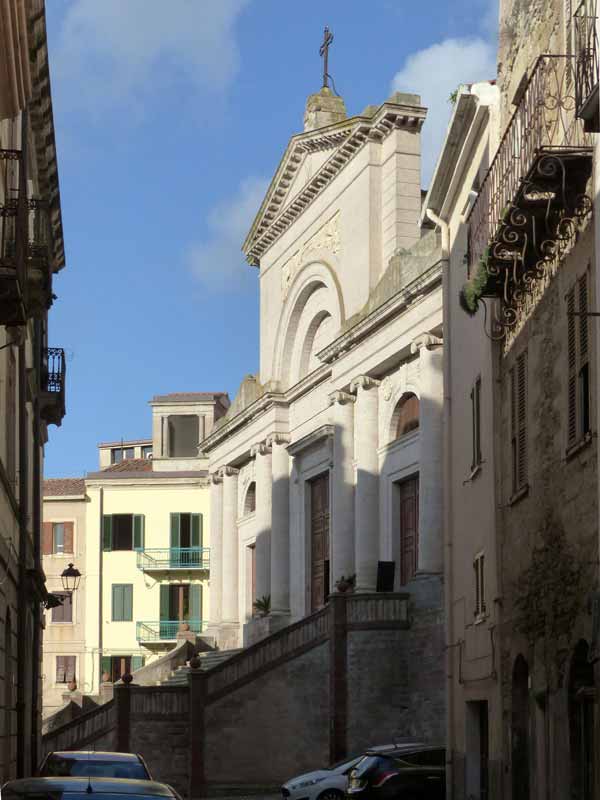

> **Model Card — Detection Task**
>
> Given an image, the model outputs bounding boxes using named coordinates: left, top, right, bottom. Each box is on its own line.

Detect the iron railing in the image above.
left=136, top=547, right=210, bottom=571
left=575, top=0, right=599, bottom=120
left=468, top=54, right=591, bottom=274
left=136, top=619, right=205, bottom=643
left=43, top=348, right=66, bottom=394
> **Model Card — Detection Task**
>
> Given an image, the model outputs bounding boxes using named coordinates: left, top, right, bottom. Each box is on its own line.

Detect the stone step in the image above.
left=161, top=649, right=243, bottom=685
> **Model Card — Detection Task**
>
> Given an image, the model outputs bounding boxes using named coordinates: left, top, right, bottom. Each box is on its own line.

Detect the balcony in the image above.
left=0, top=149, right=27, bottom=325
left=136, top=547, right=210, bottom=573
left=40, top=348, right=66, bottom=426
left=462, top=55, right=593, bottom=339
left=136, top=619, right=205, bottom=646
left=575, top=0, right=599, bottom=130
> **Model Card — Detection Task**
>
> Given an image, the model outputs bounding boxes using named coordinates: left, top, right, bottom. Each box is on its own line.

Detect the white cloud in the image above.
left=391, top=38, right=496, bottom=186
left=186, top=176, right=268, bottom=292
left=54, top=0, right=249, bottom=113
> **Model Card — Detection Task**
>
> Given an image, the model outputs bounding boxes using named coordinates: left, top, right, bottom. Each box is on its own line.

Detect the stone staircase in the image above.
left=162, top=648, right=243, bottom=685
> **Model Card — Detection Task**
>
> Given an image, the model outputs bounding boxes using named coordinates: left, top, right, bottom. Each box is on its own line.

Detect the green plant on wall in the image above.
left=253, top=595, right=271, bottom=617
left=513, top=514, right=590, bottom=687
left=459, top=258, right=490, bottom=316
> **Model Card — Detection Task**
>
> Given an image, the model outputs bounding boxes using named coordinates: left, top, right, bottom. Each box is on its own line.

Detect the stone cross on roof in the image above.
left=319, top=26, right=334, bottom=89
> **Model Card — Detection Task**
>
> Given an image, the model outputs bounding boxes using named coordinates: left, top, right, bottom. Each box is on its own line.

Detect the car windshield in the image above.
left=41, top=757, right=148, bottom=780
left=328, top=756, right=360, bottom=773
left=350, top=755, right=384, bottom=776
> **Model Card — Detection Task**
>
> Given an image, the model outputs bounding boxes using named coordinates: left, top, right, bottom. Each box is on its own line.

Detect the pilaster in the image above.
left=208, top=472, right=223, bottom=629
left=329, top=390, right=356, bottom=585
left=268, top=433, right=291, bottom=614
left=221, top=466, right=240, bottom=626
left=251, top=441, right=273, bottom=602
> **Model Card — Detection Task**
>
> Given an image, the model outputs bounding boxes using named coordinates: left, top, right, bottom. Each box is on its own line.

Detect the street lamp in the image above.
left=60, top=563, right=81, bottom=592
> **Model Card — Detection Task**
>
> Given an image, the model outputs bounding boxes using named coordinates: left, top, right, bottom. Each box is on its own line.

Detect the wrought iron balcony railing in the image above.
left=463, top=55, right=593, bottom=338
left=136, top=619, right=205, bottom=643
left=40, top=348, right=66, bottom=426
left=136, top=547, right=210, bottom=572
left=575, top=0, right=599, bottom=128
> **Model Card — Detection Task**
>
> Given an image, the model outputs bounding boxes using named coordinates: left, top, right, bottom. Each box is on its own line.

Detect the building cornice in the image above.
left=243, top=100, right=426, bottom=266
left=287, top=425, right=334, bottom=457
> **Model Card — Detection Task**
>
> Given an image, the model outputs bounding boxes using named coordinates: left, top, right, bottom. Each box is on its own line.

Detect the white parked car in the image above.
left=281, top=744, right=421, bottom=800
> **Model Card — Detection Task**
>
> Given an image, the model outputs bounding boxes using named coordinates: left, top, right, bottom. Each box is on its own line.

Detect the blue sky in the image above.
left=44, top=0, right=497, bottom=477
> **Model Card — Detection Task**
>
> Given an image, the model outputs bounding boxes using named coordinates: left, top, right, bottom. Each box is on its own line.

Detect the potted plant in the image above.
left=335, top=574, right=356, bottom=593
left=253, top=595, right=271, bottom=617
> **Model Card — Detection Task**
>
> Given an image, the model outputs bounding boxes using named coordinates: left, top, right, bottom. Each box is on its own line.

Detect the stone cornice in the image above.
left=410, top=333, right=443, bottom=353
left=286, top=425, right=334, bottom=457
left=329, top=390, right=356, bottom=406
left=243, top=100, right=426, bottom=266
left=250, top=441, right=272, bottom=458
left=317, top=261, right=443, bottom=365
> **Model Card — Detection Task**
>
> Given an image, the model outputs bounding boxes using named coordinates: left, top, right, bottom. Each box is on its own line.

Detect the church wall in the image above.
left=203, top=641, right=330, bottom=784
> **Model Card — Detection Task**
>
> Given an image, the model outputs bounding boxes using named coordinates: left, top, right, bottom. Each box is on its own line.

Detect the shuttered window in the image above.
left=52, top=592, right=73, bottom=623
left=43, top=521, right=74, bottom=555
left=56, top=655, right=76, bottom=684
left=510, top=351, right=528, bottom=495
left=112, top=584, right=133, bottom=621
left=567, top=273, right=591, bottom=447
left=102, top=515, right=144, bottom=551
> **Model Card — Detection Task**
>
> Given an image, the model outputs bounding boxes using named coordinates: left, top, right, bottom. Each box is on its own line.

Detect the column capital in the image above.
left=220, top=465, right=239, bottom=478
left=211, top=472, right=223, bottom=485
left=250, top=441, right=272, bottom=458
left=267, top=432, right=290, bottom=448
left=329, top=390, right=356, bottom=407
left=350, top=375, right=381, bottom=393
left=410, top=332, right=443, bottom=354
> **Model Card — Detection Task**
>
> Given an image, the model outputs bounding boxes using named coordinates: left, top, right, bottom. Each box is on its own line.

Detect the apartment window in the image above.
left=112, top=584, right=133, bottom=621
left=52, top=592, right=73, bottom=623
left=111, top=447, right=134, bottom=464
left=141, top=445, right=153, bottom=459
left=42, top=521, right=74, bottom=555
left=170, top=513, right=203, bottom=548
left=474, top=552, right=486, bottom=618
left=168, top=415, right=199, bottom=457
left=510, top=351, right=528, bottom=495
left=102, top=514, right=144, bottom=551
left=56, top=655, right=76, bottom=684
left=101, top=655, right=145, bottom=683
left=567, top=273, right=591, bottom=447
left=471, top=377, right=482, bottom=471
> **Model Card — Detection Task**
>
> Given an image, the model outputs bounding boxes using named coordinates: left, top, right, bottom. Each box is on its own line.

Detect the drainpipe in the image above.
left=16, top=336, right=28, bottom=778
left=30, top=322, right=42, bottom=771
left=98, top=487, right=104, bottom=695
left=426, top=208, right=453, bottom=800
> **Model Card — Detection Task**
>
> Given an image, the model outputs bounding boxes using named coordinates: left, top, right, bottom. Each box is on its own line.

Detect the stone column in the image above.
left=350, top=375, right=381, bottom=592
left=269, top=434, right=290, bottom=614
left=221, top=467, right=240, bottom=624
left=208, top=473, right=223, bottom=627
left=252, top=441, right=272, bottom=602
left=411, top=334, right=444, bottom=574
left=329, top=390, right=356, bottom=586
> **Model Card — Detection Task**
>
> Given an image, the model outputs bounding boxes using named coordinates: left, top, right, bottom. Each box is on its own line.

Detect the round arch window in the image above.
left=393, top=393, right=420, bottom=439
left=243, top=482, right=256, bottom=515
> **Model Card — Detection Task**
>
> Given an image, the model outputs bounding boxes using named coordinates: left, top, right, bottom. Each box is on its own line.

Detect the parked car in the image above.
left=282, top=744, right=423, bottom=800
left=1, top=778, right=181, bottom=800
left=346, top=745, right=445, bottom=800
left=38, top=752, right=152, bottom=780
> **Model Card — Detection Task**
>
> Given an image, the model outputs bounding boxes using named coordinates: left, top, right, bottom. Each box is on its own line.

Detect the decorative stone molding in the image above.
left=287, top=425, right=334, bottom=457
left=281, top=213, right=340, bottom=298
left=381, top=376, right=394, bottom=401
left=220, top=466, right=239, bottom=478
left=410, top=333, right=443, bottom=354
left=350, top=375, right=381, bottom=393
left=211, top=472, right=223, bottom=485
left=267, top=433, right=291, bottom=447
left=250, top=441, right=272, bottom=458
left=328, top=390, right=356, bottom=406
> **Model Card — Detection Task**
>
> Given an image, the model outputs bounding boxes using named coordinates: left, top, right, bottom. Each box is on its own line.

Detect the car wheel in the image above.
left=316, top=790, right=345, bottom=800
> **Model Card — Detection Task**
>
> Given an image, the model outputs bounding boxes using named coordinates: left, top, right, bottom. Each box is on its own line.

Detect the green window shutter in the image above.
left=102, top=516, right=113, bottom=551
left=159, top=584, right=170, bottom=621
left=101, top=656, right=111, bottom=677
left=191, top=514, right=202, bottom=548
left=124, top=585, right=133, bottom=621
left=190, top=584, right=202, bottom=623
left=112, top=584, right=122, bottom=621
left=131, top=656, right=145, bottom=671
left=170, top=513, right=180, bottom=549
left=133, top=515, right=145, bottom=550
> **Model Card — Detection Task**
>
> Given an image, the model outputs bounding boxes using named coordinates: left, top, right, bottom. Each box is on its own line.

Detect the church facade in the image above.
left=202, top=79, right=445, bottom=704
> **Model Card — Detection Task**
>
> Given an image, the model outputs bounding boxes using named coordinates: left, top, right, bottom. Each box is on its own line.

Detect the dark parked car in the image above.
left=346, top=745, right=445, bottom=800
left=1, top=778, right=181, bottom=800
left=38, top=752, right=152, bottom=780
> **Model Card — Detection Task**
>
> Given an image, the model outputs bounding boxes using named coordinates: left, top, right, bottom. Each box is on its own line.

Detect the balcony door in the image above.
left=159, top=583, right=202, bottom=637
left=309, top=473, right=330, bottom=612
left=170, top=513, right=202, bottom=567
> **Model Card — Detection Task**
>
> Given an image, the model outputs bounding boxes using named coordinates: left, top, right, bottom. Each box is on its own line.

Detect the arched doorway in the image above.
left=3, top=609, right=13, bottom=783
left=569, top=640, right=595, bottom=800
left=512, top=654, right=530, bottom=800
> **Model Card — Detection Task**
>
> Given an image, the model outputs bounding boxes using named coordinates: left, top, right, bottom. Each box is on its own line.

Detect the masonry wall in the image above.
left=204, top=642, right=330, bottom=785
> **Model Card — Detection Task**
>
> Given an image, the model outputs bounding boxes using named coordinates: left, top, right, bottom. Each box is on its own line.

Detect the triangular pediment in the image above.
left=243, top=94, right=426, bottom=266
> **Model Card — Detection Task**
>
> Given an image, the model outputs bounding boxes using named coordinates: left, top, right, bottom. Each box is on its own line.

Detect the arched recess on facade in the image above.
left=389, top=392, right=420, bottom=442
left=568, top=639, right=595, bottom=800
left=511, top=654, right=530, bottom=800
left=273, top=262, right=344, bottom=389
left=243, top=481, right=256, bottom=515
left=3, top=608, right=12, bottom=782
